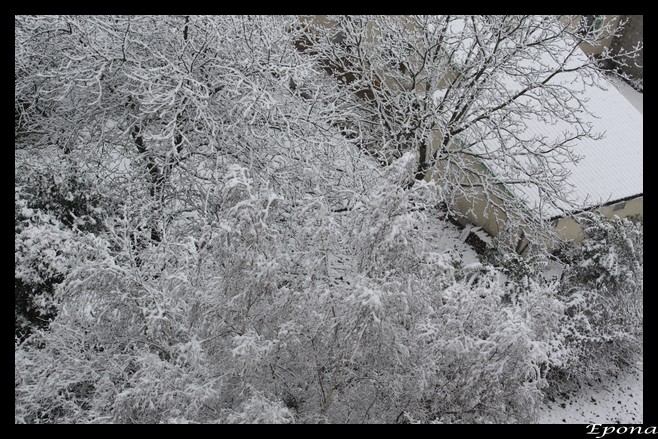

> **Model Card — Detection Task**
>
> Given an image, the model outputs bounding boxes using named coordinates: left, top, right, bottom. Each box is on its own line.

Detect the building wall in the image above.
left=572, top=15, right=643, bottom=82
left=424, top=144, right=504, bottom=232
left=609, top=15, right=643, bottom=81
left=553, top=196, right=643, bottom=244
left=451, top=193, right=644, bottom=253
left=451, top=190, right=506, bottom=237
left=301, top=15, right=431, bottom=95
left=575, top=15, right=622, bottom=58
left=426, top=154, right=534, bottom=252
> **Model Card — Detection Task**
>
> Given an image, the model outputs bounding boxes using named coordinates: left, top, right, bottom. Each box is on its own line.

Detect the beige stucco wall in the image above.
left=426, top=149, right=535, bottom=252
left=577, top=15, right=621, bottom=57
left=449, top=192, right=644, bottom=253
left=599, top=195, right=643, bottom=221
left=609, top=15, right=643, bottom=80
left=451, top=190, right=506, bottom=237
left=563, top=15, right=642, bottom=81
left=299, top=16, right=435, bottom=95
left=553, top=196, right=643, bottom=245
left=559, top=15, right=622, bottom=58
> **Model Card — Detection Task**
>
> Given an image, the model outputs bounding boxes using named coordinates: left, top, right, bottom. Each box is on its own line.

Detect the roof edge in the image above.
left=548, top=193, right=643, bottom=221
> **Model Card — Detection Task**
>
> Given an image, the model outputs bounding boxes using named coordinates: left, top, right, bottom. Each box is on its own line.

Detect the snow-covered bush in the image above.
left=17, top=168, right=109, bottom=234
left=15, top=186, right=113, bottom=339
left=403, top=270, right=563, bottom=423
left=15, top=158, right=116, bottom=339
left=15, top=233, right=222, bottom=424
left=225, top=389, right=295, bottom=424
left=548, top=213, right=643, bottom=389
left=482, top=248, right=550, bottom=303
left=15, top=147, right=563, bottom=423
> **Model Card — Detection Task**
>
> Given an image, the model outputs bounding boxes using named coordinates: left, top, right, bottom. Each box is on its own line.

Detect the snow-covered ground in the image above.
left=420, top=210, right=480, bottom=266
left=419, top=215, right=643, bottom=425
left=538, top=359, right=643, bottom=424
left=420, top=209, right=644, bottom=425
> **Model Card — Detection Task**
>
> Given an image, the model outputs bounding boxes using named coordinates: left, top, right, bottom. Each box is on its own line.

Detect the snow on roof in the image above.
left=450, top=33, right=644, bottom=219
left=516, top=72, right=643, bottom=217
left=435, top=21, right=642, bottom=218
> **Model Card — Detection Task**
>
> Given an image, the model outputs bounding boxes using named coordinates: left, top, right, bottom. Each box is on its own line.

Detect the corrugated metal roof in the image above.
left=460, top=39, right=644, bottom=219
left=515, top=74, right=643, bottom=217
left=435, top=24, right=642, bottom=219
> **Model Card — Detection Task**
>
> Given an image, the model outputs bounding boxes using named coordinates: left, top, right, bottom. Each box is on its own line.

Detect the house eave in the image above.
left=548, top=192, right=643, bottom=221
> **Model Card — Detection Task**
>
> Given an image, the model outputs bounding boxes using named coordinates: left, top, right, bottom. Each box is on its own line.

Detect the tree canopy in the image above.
left=15, top=15, right=642, bottom=424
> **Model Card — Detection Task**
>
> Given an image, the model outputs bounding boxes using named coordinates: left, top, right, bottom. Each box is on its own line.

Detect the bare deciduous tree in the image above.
left=294, top=15, right=641, bottom=246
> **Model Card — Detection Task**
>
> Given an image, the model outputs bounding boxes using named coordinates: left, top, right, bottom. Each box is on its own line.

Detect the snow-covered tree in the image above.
left=15, top=15, right=642, bottom=424
left=294, top=15, right=642, bottom=248
left=16, top=15, right=316, bottom=241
